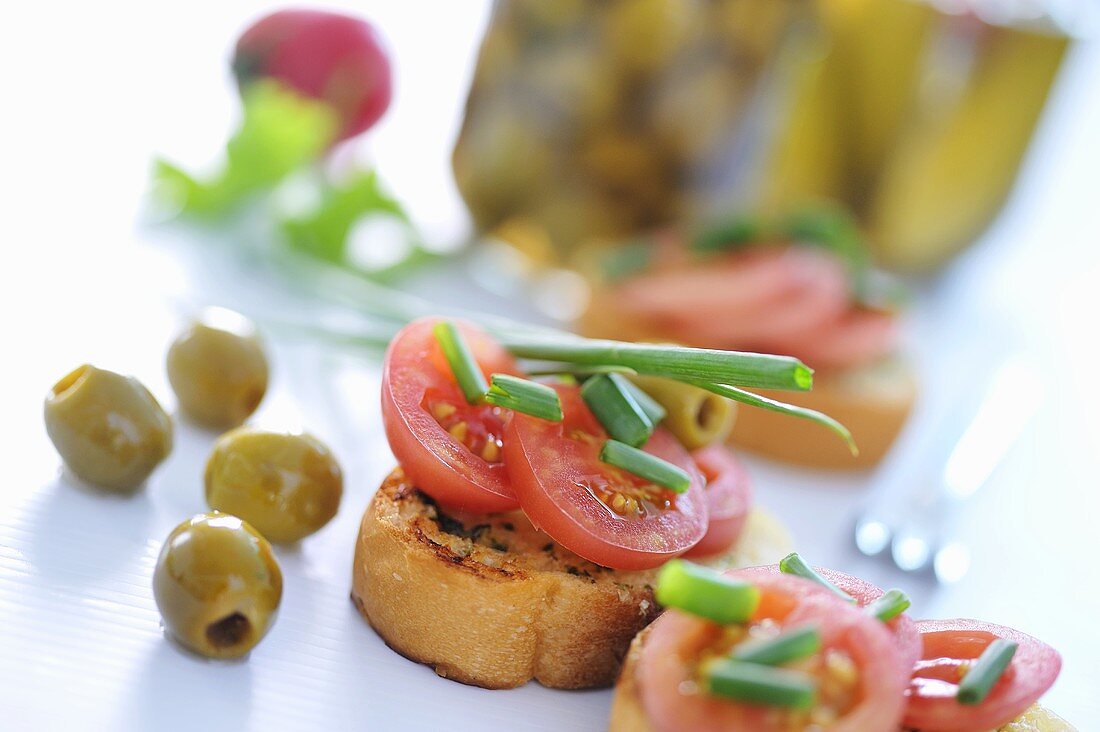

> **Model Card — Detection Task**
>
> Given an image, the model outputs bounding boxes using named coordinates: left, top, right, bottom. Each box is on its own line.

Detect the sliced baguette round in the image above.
left=610, top=626, right=1075, bottom=732
left=351, top=467, right=792, bottom=690
left=727, top=357, right=917, bottom=470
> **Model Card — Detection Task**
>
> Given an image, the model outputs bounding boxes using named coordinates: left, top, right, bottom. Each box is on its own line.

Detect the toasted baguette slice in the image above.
left=610, top=627, right=1075, bottom=732
left=728, top=357, right=917, bottom=470
left=352, top=468, right=792, bottom=690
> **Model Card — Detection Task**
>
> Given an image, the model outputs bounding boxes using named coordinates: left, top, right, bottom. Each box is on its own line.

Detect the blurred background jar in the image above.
left=764, top=0, right=1082, bottom=272
left=451, top=0, right=815, bottom=264
left=453, top=0, right=1087, bottom=273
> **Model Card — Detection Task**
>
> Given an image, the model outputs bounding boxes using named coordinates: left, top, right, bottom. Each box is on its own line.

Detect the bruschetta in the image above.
left=609, top=559, right=1072, bottom=731
left=580, top=216, right=915, bottom=469
left=350, top=317, right=837, bottom=689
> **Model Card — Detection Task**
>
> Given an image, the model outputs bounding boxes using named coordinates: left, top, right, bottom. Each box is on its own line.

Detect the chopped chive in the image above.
left=484, top=374, right=563, bottom=422
left=600, top=440, right=691, bottom=493
left=581, top=373, right=655, bottom=447
left=732, top=626, right=822, bottom=666
left=782, top=205, right=869, bottom=300
left=704, top=659, right=816, bottom=709
left=496, top=335, right=813, bottom=392
left=655, top=560, right=760, bottom=624
left=778, top=553, right=855, bottom=604
left=433, top=320, right=488, bottom=404
left=689, top=381, right=856, bottom=454
left=622, top=379, right=667, bottom=425
left=957, top=639, right=1018, bottom=705
left=692, top=215, right=763, bottom=254
left=866, top=589, right=911, bottom=623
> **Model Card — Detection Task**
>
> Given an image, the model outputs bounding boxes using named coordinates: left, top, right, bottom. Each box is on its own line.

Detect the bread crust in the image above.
left=609, top=627, right=1075, bottom=732
left=727, top=359, right=917, bottom=470
left=351, top=468, right=792, bottom=690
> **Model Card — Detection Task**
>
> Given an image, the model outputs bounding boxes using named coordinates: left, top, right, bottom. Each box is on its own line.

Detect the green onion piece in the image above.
left=496, top=334, right=813, bottom=392
left=957, top=639, right=1018, bottom=706
left=433, top=320, right=488, bottom=404
left=484, top=374, right=563, bottom=422
left=689, top=381, right=856, bottom=454
left=704, top=659, right=816, bottom=709
left=655, top=560, right=760, bottom=624
left=782, top=205, right=869, bottom=300
left=622, top=379, right=667, bottom=425
left=581, top=373, right=655, bottom=447
left=732, top=626, right=822, bottom=666
left=600, top=440, right=691, bottom=493
left=778, top=553, right=855, bottom=604
left=692, top=215, right=763, bottom=254
left=866, top=589, right=911, bottom=623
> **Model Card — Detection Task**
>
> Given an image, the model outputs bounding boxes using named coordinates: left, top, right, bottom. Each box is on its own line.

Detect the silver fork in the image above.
left=853, top=357, right=1043, bottom=582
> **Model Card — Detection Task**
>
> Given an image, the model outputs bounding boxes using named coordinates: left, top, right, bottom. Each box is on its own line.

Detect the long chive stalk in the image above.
left=957, top=639, right=1018, bottom=705
left=690, top=381, right=855, bottom=453
left=484, top=374, right=563, bottom=422
left=779, top=553, right=855, bottom=604
left=495, top=334, right=813, bottom=392
left=524, top=363, right=639, bottom=378
left=600, top=440, right=691, bottom=493
left=255, top=312, right=855, bottom=446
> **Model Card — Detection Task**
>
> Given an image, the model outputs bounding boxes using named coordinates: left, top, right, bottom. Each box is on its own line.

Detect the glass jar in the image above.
left=452, top=0, right=814, bottom=262
left=760, top=0, right=1081, bottom=270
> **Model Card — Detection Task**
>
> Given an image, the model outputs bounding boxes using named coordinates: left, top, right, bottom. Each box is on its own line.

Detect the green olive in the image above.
left=629, top=375, right=737, bottom=450
left=167, top=308, right=269, bottom=429
left=44, top=365, right=173, bottom=491
left=205, top=428, right=343, bottom=543
left=153, top=512, right=282, bottom=659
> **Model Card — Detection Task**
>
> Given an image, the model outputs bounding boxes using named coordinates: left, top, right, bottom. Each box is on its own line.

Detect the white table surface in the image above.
left=3, top=1, right=1100, bottom=729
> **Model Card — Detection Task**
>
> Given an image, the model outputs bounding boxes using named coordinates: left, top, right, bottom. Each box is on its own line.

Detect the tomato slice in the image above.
left=903, top=619, right=1062, bottom=732
left=607, top=244, right=896, bottom=370
left=381, top=317, right=522, bottom=513
left=638, top=571, right=908, bottom=732
left=683, top=446, right=752, bottom=558
left=503, top=385, right=707, bottom=570
left=734, top=565, right=922, bottom=675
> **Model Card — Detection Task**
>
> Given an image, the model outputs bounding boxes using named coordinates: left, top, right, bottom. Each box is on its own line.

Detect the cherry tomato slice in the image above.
left=504, top=385, right=707, bottom=570
left=903, top=619, right=1062, bottom=732
left=733, top=565, right=922, bottom=675
left=381, top=317, right=521, bottom=513
left=639, top=572, right=908, bottom=732
left=683, top=446, right=752, bottom=558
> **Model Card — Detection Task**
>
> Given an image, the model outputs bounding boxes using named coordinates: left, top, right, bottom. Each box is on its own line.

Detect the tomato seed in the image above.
left=481, top=441, right=501, bottom=463
left=432, top=402, right=457, bottom=420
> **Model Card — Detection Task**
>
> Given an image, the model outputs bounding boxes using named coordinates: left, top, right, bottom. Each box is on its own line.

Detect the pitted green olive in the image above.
left=44, top=365, right=173, bottom=491
left=153, top=512, right=282, bottom=659
left=629, top=374, right=737, bottom=450
left=167, top=308, right=269, bottom=429
left=205, top=428, right=343, bottom=543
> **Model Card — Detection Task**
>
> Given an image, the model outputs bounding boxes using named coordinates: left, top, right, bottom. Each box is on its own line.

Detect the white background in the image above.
left=2, top=1, right=1099, bottom=729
